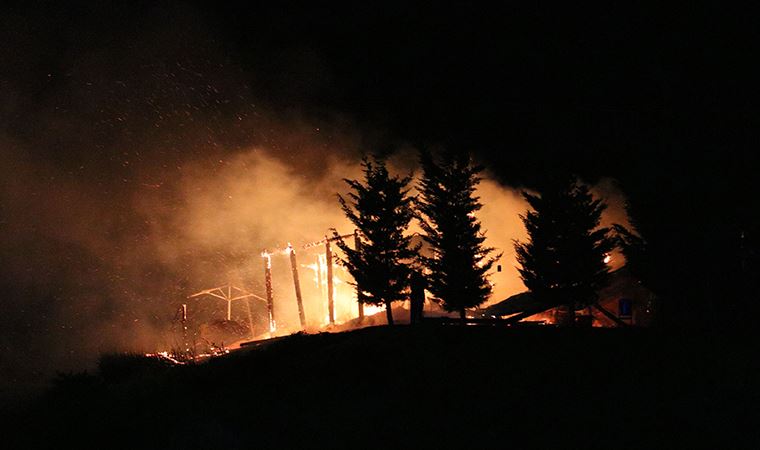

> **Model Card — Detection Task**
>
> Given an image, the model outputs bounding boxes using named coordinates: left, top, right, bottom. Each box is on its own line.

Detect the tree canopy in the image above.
left=514, top=176, right=615, bottom=325
left=333, top=156, right=418, bottom=325
left=417, top=151, right=499, bottom=319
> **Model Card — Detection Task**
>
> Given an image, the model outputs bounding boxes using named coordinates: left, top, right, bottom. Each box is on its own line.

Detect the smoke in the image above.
left=0, top=131, right=631, bottom=388
left=0, top=3, right=362, bottom=387
left=0, top=4, right=632, bottom=392
left=135, top=147, right=366, bottom=331
left=443, top=173, right=630, bottom=304
left=473, top=177, right=530, bottom=302
left=591, top=177, right=631, bottom=269
left=143, top=151, right=356, bottom=262
left=0, top=135, right=632, bottom=391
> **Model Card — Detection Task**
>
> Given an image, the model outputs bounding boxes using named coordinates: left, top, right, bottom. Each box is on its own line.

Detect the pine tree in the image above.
left=333, top=156, right=417, bottom=325
left=514, top=176, right=615, bottom=326
left=417, top=151, right=499, bottom=320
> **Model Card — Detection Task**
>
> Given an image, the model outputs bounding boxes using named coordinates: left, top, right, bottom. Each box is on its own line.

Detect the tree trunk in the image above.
left=385, top=300, right=394, bottom=326
left=567, top=303, right=575, bottom=326
left=554, top=303, right=575, bottom=328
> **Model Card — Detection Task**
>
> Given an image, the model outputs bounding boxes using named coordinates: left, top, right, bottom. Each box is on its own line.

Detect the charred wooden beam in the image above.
left=501, top=307, right=550, bottom=325
left=302, top=233, right=354, bottom=250
left=325, top=236, right=335, bottom=325
left=263, top=252, right=275, bottom=334
left=227, top=284, right=232, bottom=320
left=181, top=303, right=188, bottom=351
left=288, top=244, right=306, bottom=329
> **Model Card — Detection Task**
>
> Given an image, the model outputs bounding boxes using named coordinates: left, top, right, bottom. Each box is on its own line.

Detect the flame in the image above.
left=302, top=254, right=357, bottom=325
left=144, top=346, right=230, bottom=365
left=261, top=251, right=272, bottom=268
left=362, top=304, right=385, bottom=316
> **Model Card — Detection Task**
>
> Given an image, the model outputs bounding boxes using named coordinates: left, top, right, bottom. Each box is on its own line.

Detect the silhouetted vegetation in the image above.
left=416, top=151, right=499, bottom=320
left=515, top=176, right=615, bottom=326
left=4, top=326, right=757, bottom=449
left=613, top=207, right=658, bottom=323
left=98, top=353, right=174, bottom=383
left=333, top=156, right=418, bottom=325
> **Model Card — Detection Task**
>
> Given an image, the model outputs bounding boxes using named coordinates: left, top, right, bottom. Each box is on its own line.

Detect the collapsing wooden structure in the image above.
left=259, top=231, right=359, bottom=333
left=188, top=284, right=264, bottom=339
left=186, top=231, right=365, bottom=339
left=480, top=268, right=657, bottom=327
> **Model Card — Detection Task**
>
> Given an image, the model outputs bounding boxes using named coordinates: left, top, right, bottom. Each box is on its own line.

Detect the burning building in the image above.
left=481, top=267, right=657, bottom=327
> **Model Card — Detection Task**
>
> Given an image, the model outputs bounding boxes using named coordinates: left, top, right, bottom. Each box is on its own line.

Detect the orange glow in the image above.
left=302, top=251, right=364, bottom=326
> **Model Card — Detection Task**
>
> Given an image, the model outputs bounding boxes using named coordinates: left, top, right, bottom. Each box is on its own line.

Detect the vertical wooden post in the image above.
left=354, top=230, right=364, bottom=320
left=263, top=251, right=275, bottom=334
left=245, top=298, right=255, bottom=339
left=227, top=285, right=232, bottom=321
left=181, top=303, right=188, bottom=351
left=289, top=244, right=306, bottom=329
left=325, top=237, right=335, bottom=325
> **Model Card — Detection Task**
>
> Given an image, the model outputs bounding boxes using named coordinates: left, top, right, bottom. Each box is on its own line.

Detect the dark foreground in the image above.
left=3, top=325, right=758, bottom=449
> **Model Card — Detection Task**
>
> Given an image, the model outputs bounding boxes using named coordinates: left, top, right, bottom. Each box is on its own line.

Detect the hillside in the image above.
left=4, top=325, right=757, bottom=449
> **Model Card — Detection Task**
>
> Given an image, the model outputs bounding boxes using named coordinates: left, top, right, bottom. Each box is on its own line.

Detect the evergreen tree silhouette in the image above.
left=333, top=156, right=417, bottom=325
left=417, top=151, right=499, bottom=321
left=514, top=176, right=615, bottom=326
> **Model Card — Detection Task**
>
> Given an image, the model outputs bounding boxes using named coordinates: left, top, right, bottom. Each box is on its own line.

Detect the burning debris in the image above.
left=144, top=346, right=230, bottom=366
left=287, top=244, right=307, bottom=329
left=261, top=250, right=276, bottom=334
left=144, top=230, right=397, bottom=364
left=148, top=209, right=637, bottom=365
left=188, top=285, right=261, bottom=335
left=131, top=157, right=637, bottom=365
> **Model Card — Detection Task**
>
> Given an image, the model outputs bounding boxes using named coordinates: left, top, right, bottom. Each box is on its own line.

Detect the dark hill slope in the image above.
left=5, top=326, right=757, bottom=449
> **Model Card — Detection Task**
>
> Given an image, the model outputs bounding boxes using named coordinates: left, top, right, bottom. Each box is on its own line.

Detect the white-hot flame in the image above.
left=261, top=250, right=272, bottom=268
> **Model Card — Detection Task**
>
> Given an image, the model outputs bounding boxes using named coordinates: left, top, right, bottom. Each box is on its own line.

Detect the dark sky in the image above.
left=2, top=2, right=757, bottom=178
left=1, top=2, right=758, bottom=390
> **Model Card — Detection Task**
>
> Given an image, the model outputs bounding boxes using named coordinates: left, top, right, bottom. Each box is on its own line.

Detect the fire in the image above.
left=362, top=304, right=385, bottom=316
left=166, top=234, right=391, bottom=356
left=304, top=256, right=359, bottom=326
left=261, top=250, right=272, bottom=268
left=145, top=346, right=231, bottom=365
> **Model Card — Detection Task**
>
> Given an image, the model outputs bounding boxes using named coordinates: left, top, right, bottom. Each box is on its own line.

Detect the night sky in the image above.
left=1, top=3, right=758, bottom=390
left=3, top=3, right=756, bottom=178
